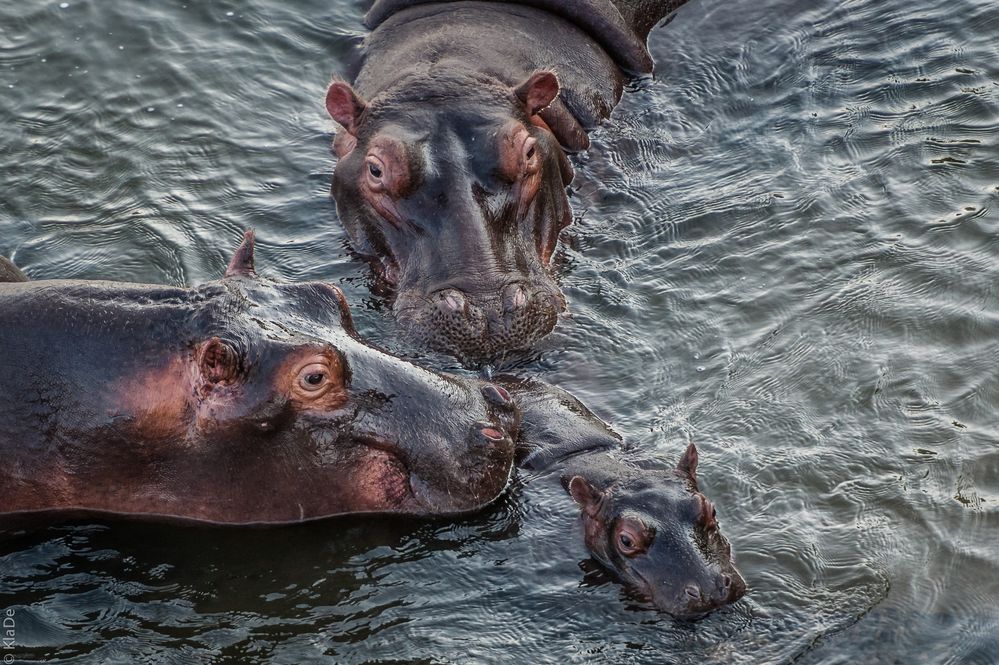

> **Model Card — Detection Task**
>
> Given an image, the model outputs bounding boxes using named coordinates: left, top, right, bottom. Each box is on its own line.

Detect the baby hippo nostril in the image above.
left=481, top=384, right=513, bottom=407
left=722, top=575, right=732, bottom=589
left=684, top=584, right=702, bottom=600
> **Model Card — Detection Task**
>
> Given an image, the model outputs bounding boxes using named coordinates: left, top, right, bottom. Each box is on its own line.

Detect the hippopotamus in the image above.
left=325, top=0, right=690, bottom=363
left=0, top=232, right=518, bottom=524
left=2, top=235, right=740, bottom=616
left=504, top=377, right=747, bottom=618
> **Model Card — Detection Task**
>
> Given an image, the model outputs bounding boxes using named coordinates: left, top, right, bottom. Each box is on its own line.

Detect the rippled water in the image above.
left=2, top=0, right=998, bottom=662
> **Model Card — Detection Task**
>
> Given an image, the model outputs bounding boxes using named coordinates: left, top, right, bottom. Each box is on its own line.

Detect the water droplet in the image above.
left=696, top=366, right=706, bottom=372
left=146, top=107, right=154, bottom=112
left=59, top=2, right=69, bottom=7
left=226, top=11, right=234, bottom=16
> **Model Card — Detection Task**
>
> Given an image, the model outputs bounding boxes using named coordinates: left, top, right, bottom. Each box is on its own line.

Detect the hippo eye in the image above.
left=365, top=156, right=386, bottom=189
left=523, top=137, right=539, bottom=169
left=297, top=361, right=334, bottom=394
left=615, top=521, right=648, bottom=557
left=299, top=371, right=328, bottom=391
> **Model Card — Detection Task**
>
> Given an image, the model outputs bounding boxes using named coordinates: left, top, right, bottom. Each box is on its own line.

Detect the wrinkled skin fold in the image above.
left=326, top=0, right=691, bottom=363
left=0, top=232, right=518, bottom=524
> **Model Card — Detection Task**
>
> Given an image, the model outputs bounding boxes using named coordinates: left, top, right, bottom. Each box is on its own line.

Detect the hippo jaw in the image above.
left=345, top=405, right=519, bottom=516
left=327, top=72, right=573, bottom=364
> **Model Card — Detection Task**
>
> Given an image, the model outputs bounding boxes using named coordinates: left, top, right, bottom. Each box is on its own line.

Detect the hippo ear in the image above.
left=326, top=81, right=367, bottom=135
left=514, top=71, right=560, bottom=116
left=225, top=230, right=257, bottom=278
left=567, top=476, right=604, bottom=518
left=198, top=337, right=240, bottom=384
left=676, top=443, right=699, bottom=483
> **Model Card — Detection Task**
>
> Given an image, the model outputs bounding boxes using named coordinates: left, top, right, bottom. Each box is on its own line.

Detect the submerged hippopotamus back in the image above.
left=325, top=0, right=690, bottom=363
left=0, top=232, right=518, bottom=524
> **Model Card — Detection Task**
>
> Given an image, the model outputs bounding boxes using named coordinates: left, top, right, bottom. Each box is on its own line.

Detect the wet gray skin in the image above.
left=325, top=0, right=691, bottom=364
left=0, top=232, right=518, bottom=524
left=506, top=377, right=747, bottom=618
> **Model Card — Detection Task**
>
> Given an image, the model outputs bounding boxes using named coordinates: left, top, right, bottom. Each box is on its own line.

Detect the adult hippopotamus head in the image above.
left=325, top=69, right=572, bottom=364
left=0, top=231, right=518, bottom=523
left=565, top=445, right=747, bottom=618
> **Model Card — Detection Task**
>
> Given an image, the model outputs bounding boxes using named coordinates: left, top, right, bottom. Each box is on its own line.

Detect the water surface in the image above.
left=1, top=0, right=998, bottom=662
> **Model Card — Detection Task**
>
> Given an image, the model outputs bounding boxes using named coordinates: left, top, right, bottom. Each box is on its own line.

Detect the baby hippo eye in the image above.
left=615, top=520, right=649, bottom=557
left=368, top=162, right=382, bottom=178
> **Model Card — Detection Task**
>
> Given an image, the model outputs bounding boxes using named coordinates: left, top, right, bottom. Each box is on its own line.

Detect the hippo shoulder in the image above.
left=364, top=0, right=657, bottom=74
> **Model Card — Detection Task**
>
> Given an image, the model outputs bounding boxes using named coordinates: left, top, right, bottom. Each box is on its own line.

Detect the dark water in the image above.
left=2, top=0, right=998, bottom=662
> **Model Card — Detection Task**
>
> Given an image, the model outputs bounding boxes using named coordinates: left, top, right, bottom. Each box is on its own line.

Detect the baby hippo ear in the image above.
left=326, top=81, right=367, bottom=135
left=514, top=71, right=560, bottom=116
left=225, top=229, right=257, bottom=278
left=676, top=443, right=699, bottom=485
left=566, top=476, right=604, bottom=518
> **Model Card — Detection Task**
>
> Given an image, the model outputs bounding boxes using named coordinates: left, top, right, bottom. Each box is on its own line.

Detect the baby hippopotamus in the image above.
left=0, top=232, right=518, bottom=524
left=325, top=0, right=691, bottom=363
left=505, top=377, right=747, bottom=618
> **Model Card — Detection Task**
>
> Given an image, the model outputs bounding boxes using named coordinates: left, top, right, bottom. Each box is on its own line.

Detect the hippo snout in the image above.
left=397, top=282, right=564, bottom=363
left=668, top=570, right=747, bottom=619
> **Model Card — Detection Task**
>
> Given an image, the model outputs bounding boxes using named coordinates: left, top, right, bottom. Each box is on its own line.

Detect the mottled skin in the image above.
left=504, top=377, right=747, bottom=618
left=325, top=0, right=690, bottom=363
left=0, top=232, right=518, bottom=524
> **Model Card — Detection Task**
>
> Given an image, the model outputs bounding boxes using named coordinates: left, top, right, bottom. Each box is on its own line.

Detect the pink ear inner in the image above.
left=515, top=71, right=560, bottom=116
left=325, top=82, right=367, bottom=135
left=225, top=229, right=257, bottom=278
left=568, top=476, right=602, bottom=517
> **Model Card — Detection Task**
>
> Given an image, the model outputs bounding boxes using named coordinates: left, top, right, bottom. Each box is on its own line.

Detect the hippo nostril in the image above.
left=439, top=289, right=467, bottom=315
left=684, top=585, right=701, bottom=600
left=722, top=575, right=732, bottom=589
left=502, top=283, right=528, bottom=312
left=481, top=384, right=513, bottom=406
left=476, top=422, right=505, bottom=441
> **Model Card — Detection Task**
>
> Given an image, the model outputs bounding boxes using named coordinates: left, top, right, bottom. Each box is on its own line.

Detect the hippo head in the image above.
left=325, top=71, right=574, bottom=363
left=565, top=445, right=747, bottom=618
left=176, top=231, right=519, bottom=521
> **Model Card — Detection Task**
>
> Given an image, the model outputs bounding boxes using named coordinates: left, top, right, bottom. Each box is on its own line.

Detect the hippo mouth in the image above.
left=627, top=569, right=747, bottom=620
left=351, top=430, right=514, bottom=515
left=349, top=434, right=421, bottom=511
left=392, top=283, right=564, bottom=364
